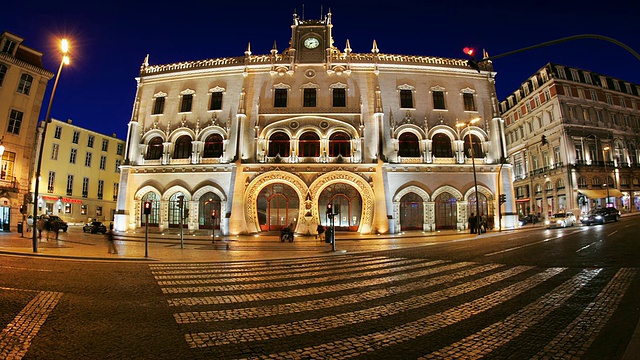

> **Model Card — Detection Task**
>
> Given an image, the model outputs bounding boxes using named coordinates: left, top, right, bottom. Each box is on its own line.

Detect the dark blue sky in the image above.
left=3, top=1, right=640, bottom=140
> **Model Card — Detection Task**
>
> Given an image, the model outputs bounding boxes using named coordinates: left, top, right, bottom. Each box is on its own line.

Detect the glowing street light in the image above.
left=32, top=38, right=70, bottom=252
left=457, top=118, right=481, bottom=235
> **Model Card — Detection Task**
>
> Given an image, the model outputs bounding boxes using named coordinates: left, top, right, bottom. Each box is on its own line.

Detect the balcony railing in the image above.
left=0, top=177, right=18, bottom=192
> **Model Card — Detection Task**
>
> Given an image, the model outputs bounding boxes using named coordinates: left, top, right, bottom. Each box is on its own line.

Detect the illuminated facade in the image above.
left=35, top=118, right=124, bottom=224
left=0, top=31, right=53, bottom=232
left=501, top=63, right=640, bottom=219
left=116, top=11, right=515, bottom=235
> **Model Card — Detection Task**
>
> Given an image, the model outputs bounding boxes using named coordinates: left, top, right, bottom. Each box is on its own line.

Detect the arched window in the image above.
left=432, top=133, right=452, bottom=158
left=592, top=176, right=601, bottom=186
left=268, top=132, right=290, bottom=157
left=173, top=135, right=192, bottom=159
left=463, top=134, right=484, bottom=158
left=203, top=134, right=224, bottom=158
left=578, top=176, right=588, bottom=188
left=329, top=132, right=351, bottom=157
left=146, top=137, right=164, bottom=160
left=299, top=132, right=320, bottom=157
left=398, top=132, right=421, bottom=157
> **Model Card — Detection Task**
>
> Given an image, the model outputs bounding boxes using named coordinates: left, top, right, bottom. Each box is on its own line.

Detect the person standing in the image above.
left=468, top=213, right=477, bottom=234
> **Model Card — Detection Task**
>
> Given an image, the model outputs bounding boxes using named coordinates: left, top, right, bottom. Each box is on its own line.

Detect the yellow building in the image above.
left=35, top=118, right=125, bottom=225
left=0, top=31, right=53, bottom=232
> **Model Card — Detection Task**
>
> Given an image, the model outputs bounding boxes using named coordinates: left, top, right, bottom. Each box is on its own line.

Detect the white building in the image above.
left=116, top=10, right=515, bottom=236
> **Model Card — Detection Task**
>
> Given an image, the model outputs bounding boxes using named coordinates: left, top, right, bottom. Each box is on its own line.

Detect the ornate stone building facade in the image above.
left=115, top=11, right=515, bottom=236
left=501, top=63, right=640, bottom=220
left=0, top=31, right=53, bottom=232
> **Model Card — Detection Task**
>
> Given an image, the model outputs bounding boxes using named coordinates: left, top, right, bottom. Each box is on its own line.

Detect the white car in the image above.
left=545, top=212, right=576, bottom=228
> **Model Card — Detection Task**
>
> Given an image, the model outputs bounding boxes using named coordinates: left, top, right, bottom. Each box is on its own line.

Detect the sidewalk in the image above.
left=1, top=211, right=637, bottom=262
left=0, top=225, right=509, bottom=262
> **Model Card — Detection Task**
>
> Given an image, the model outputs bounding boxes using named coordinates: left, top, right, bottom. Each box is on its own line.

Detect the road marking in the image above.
left=0, top=266, right=53, bottom=272
left=484, top=236, right=561, bottom=257
left=175, top=263, right=507, bottom=324
left=0, top=291, right=63, bottom=359
left=167, top=260, right=451, bottom=305
left=609, top=230, right=618, bottom=236
left=575, top=240, right=602, bottom=252
left=255, top=268, right=566, bottom=359
left=423, top=269, right=601, bottom=359
left=185, top=265, right=533, bottom=347
left=533, top=268, right=637, bottom=359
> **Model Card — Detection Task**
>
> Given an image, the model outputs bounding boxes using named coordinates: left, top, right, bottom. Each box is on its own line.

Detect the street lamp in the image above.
left=603, top=146, right=610, bottom=207
left=457, top=118, right=481, bottom=235
left=32, top=39, right=70, bottom=253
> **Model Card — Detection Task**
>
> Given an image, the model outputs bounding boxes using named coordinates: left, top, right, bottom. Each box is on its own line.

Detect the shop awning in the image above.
left=578, top=189, right=624, bottom=199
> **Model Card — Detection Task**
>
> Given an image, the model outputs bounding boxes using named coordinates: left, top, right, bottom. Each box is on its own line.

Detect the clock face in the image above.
left=304, top=37, right=320, bottom=49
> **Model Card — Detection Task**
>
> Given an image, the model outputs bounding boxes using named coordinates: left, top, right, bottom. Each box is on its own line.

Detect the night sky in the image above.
left=3, top=1, right=640, bottom=140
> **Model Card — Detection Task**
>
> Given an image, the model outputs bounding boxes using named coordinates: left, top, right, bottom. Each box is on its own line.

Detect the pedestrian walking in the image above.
left=36, top=217, right=45, bottom=239
left=107, top=230, right=117, bottom=254
left=316, top=224, right=325, bottom=241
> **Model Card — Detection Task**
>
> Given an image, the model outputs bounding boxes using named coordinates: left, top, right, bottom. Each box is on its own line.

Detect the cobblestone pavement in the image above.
left=145, top=253, right=637, bottom=359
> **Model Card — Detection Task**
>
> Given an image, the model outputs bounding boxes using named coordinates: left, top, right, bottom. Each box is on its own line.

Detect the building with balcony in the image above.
left=35, top=118, right=125, bottom=224
left=116, top=10, right=515, bottom=236
left=0, top=31, right=53, bottom=231
left=501, top=63, right=640, bottom=220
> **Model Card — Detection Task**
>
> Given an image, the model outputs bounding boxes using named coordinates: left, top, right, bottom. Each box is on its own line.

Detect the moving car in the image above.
left=545, top=212, right=576, bottom=228
left=580, top=207, right=620, bottom=226
left=83, top=221, right=108, bottom=234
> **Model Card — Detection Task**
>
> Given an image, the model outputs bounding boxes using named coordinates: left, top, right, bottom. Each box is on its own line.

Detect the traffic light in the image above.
left=541, top=135, right=547, bottom=145
left=19, top=204, right=26, bottom=214
left=326, top=203, right=333, bottom=215
left=499, top=194, right=507, bottom=204
left=177, top=195, right=184, bottom=208
left=211, top=210, right=216, bottom=219
left=143, top=201, right=152, bottom=215
left=463, top=47, right=480, bottom=72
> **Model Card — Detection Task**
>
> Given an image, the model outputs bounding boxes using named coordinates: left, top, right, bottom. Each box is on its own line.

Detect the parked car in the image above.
left=83, top=221, right=107, bottom=234
left=39, top=215, right=68, bottom=232
left=545, top=212, right=576, bottom=228
left=580, top=207, right=620, bottom=226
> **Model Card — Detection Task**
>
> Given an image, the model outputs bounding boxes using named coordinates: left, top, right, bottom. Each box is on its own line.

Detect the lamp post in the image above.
left=32, top=39, right=70, bottom=253
left=457, top=118, right=481, bottom=235
left=603, top=146, right=610, bottom=207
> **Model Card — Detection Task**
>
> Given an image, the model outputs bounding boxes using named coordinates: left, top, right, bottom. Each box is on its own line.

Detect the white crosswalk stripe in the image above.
left=150, top=254, right=638, bottom=359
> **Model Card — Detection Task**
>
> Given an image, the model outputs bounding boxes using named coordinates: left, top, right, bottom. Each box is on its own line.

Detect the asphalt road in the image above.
left=1, top=218, right=638, bottom=359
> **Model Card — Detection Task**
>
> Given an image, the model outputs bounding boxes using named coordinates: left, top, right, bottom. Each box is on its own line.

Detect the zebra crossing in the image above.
left=149, top=255, right=637, bottom=359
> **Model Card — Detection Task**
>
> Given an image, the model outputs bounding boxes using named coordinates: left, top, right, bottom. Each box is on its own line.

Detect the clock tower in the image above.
left=290, top=9, right=334, bottom=64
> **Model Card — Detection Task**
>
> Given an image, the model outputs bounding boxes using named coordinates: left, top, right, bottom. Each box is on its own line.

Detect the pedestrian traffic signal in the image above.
left=211, top=210, right=216, bottom=219
left=499, top=194, right=507, bottom=204
left=326, top=203, right=333, bottom=215
left=143, top=201, right=152, bottom=215
left=177, top=195, right=184, bottom=208
left=19, top=204, right=26, bottom=214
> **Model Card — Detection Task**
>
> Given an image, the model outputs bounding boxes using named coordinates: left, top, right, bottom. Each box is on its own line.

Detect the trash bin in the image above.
left=17, top=222, right=23, bottom=233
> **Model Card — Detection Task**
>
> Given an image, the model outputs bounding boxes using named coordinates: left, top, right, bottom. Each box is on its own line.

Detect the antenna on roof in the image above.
left=302, top=4, right=304, bottom=20
left=320, top=4, right=323, bottom=18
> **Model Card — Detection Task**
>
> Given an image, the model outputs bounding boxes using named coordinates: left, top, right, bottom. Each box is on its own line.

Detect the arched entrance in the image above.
left=435, top=192, right=457, bottom=230
left=140, top=192, right=159, bottom=226
left=400, top=192, right=423, bottom=230
left=198, top=192, right=221, bottom=229
left=256, top=183, right=299, bottom=231
left=318, top=183, right=362, bottom=231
